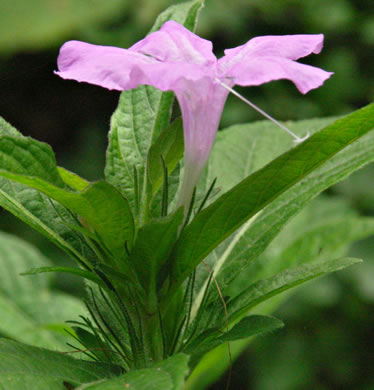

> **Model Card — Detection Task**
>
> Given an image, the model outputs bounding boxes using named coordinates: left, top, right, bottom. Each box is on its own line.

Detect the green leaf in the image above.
left=78, top=370, right=172, bottom=390
left=147, top=118, right=184, bottom=198
left=58, top=167, right=90, bottom=191
left=185, top=315, right=283, bottom=368
left=0, top=117, right=93, bottom=262
left=0, top=134, right=65, bottom=186
left=21, top=266, right=105, bottom=288
left=0, top=117, right=99, bottom=266
left=222, top=197, right=374, bottom=301
left=226, top=257, right=362, bottom=325
left=105, top=0, right=205, bottom=219
left=0, top=0, right=127, bottom=53
left=0, top=179, right=91, bottom=263
left=84, top=282, right=132, bottom=365
left=0, top=117, right=20, bottom=137
left=129, top=208, right=184, bottom=307
left=170, top=103, right=374, bottom=293
left=150, top=0, right=204, bottom=33
left=219, top=315, right=283, bottom=341
left=77, top=354, right=189, bottom=390
left=96, top=263, right=137, bottom=288
left=259, top=210, right=374, bottom=278
left=0, top=180, right=94, bottom=265
left=0, top=339, right=120, bottom=389
left=153, top=354, right=190, bottom=390
left=0, top=134, right=134, bottom=260
left=0, top=232, right=85, bottom=350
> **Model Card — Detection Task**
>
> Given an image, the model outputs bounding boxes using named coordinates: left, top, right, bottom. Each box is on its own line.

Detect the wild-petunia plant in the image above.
left=0, top=0, right=374, bottom=389
left=56, top=20, right=332, bottom=215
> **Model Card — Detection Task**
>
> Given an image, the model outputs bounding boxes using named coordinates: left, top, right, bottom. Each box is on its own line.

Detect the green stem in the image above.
left=140, top=307, right=165, bottom=364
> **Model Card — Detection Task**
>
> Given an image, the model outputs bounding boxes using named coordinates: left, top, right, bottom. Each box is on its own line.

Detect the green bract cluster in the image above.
left=0, top=1, right=373, bottom=389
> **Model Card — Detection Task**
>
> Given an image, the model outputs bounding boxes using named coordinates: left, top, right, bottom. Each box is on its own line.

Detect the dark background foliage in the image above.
left=0, top=0, right=373, bottom=389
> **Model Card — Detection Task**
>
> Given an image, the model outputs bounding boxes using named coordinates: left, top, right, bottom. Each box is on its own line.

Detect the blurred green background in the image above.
left=0, top=0, right=373, bottom=389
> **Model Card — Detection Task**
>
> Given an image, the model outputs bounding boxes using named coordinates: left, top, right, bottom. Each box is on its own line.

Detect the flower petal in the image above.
left=55, top=40, right=214, bottom=93
left=220, top=34, right=325, bottom=73
left=222, top=56, right=333, bottom=94
left=130, top=21, right=216, bottom=66
left=55, top=40, right=157, bottom=91
left=130, top=62, right=214, bottom=92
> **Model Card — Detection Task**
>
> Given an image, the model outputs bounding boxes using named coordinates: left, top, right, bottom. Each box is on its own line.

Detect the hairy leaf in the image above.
left=76, top=354, right=189, bottom=390
left=0, top=119, right=94, bottom=260
left=0, top=134, right=134, bottom=260
left=227, top=257, right=361, bottom=325
left=0, top=232, right=85, bottom=349
left=21, top=266, right=105, bottom=288
left=130, top=209, right=184, bottom=308
left=0, top=339, right=120, bottom=389
left=185, top=315, right=283, bottom=368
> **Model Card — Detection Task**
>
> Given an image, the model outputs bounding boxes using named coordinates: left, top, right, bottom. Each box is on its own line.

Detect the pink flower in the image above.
left=56, top=21, right=332, bottom=214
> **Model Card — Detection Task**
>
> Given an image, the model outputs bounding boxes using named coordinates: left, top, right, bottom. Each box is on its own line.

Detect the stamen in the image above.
left=216, top=79, right=309, bottom=144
